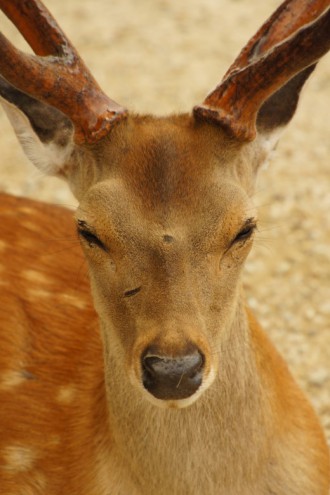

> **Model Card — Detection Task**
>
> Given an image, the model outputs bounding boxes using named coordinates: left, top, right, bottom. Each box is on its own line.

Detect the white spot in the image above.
left=57, top=385, right=77, bottom=405
left=22, top=220, right=43, bottom=233
left=27, top=288, right=53, bottom=299
left=19, top=206, right=37, bottom=215
left=61, top=293, right=86, bottom=309
left=0, top=370, right=26, bottom=391
left=2, top=445, right=38, bottom=472
left=23, top=269, right=51, bottom=285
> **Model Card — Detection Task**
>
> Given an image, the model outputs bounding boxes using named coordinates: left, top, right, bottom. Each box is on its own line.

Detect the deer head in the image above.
left=0, top=0, right=329, bottom=409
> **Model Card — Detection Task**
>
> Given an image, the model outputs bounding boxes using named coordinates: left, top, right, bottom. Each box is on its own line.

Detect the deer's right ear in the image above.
left=0, top=0, right=127, bottom=152
left=0, top=77, right=74, bottom=177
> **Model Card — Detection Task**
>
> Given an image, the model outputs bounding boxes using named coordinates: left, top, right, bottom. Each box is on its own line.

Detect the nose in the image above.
left=142, top=348, right=204, bottom=400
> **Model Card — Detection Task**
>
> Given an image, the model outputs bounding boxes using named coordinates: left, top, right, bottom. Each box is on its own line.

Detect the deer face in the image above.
left=74, top=116, right=258, bottom=407
left=1, top=0, right=328, bottom=408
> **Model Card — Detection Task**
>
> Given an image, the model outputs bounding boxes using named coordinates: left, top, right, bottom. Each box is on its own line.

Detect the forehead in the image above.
left=78, top=116, right=255, bottom=230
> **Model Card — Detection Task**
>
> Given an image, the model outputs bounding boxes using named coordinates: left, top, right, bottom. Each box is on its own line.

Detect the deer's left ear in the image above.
left=193, top=1, right=330, bottom=161
left=255, top=64, right=316, bottom=154
left=0, top=76, right=74, bottom=176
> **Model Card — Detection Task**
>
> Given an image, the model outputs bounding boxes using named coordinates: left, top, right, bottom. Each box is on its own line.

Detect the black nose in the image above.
left=142, top=350, right=204, bottom=400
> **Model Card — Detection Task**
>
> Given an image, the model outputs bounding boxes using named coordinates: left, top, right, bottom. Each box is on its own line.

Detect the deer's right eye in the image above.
left=78, top=229, right=106, bottom=250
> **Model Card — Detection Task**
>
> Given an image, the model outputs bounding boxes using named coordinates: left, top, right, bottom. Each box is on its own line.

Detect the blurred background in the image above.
left=0, top=0, right=329, bottom=444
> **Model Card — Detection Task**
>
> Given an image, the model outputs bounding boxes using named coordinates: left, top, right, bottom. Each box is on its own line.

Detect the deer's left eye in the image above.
left=232, top=224, right=256, bottom=244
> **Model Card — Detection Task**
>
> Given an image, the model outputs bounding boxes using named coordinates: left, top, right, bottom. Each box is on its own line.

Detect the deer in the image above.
left=0, top=0, right=329, bottom=493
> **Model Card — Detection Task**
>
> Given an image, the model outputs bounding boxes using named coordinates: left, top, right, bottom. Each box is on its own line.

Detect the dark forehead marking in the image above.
left=100, top=114, right=243, bottom=219
left=123, top=127, right=212, bottom=212
left=124, top=144, right=181, bottom=209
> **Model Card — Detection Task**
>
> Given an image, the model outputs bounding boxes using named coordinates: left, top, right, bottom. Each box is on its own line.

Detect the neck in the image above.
left=100, top=303, right=272, bottom=494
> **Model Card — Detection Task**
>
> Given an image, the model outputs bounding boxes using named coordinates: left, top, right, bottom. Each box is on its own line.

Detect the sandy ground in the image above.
left=0, top=0, right=329, bottom=446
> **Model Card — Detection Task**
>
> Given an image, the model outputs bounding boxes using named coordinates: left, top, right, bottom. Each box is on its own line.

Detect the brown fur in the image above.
left=0, top=111, right=329, bottom=494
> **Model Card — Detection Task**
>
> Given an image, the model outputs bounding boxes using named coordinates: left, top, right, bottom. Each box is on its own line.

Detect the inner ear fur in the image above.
left=256, top=64, right=316, bottom=134
left=0, top=76, right=74, bottom=176
left=0, top=76, right=73, bottom=146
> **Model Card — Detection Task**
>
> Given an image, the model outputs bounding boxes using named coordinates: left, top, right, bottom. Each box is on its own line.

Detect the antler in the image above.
left=193, top=0, right=330, bottom=141
left=0, top=0, right=127, bottom=144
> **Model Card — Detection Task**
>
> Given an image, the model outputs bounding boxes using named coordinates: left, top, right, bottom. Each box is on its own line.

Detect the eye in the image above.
left=232, top=223, right=256, bottom=244
left=78, top=229, right=106, bottom=250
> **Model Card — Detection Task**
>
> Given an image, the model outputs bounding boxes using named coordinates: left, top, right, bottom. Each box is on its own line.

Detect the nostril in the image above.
left=143, top=352, right=203, bottom=378
left=142, top=350, right=205, bottom=401
left=188, top=352, right=204, bottom=378
left=143, top=356, right=164, bottom=376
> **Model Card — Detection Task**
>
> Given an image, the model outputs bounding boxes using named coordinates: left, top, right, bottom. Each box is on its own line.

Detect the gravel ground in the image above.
left=0, top=0, right=329, bottom=446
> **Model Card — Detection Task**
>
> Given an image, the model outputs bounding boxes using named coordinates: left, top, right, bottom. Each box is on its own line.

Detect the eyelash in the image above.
left=232, top=224, right=256, bottom=244
left=78, top=229, right=106, bottom=250
left=77, top=222, right=255, bottom=252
